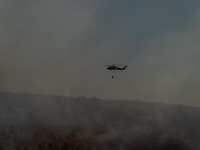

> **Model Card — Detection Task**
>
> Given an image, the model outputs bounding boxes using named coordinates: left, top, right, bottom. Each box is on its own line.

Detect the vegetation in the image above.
left=0, top=92, right=199, bottom=149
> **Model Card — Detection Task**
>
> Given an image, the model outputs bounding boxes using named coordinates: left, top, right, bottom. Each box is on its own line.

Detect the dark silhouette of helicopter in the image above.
left=105, top=64, right=127, bottom=70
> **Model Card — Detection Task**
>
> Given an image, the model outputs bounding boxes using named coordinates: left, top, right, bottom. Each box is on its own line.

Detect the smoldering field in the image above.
left=0, top=91, right=199, bottom=149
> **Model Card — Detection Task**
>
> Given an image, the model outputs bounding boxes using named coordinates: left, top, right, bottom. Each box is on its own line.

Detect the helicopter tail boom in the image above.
left=123, top=65, right=127, bottom=70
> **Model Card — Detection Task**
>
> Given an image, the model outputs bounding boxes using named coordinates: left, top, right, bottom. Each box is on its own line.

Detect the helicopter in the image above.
left=105, top=64, right=127, bottom=71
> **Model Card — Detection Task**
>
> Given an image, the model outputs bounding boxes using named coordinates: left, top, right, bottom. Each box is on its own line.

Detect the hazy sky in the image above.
left=1, top=0, right=200, bottom=106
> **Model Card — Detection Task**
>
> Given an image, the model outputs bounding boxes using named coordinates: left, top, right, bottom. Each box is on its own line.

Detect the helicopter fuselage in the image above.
left=107, top=65, right=126, bottom=70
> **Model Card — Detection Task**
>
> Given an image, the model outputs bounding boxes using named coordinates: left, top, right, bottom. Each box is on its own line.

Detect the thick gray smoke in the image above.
left=0, top=92, right=199, bottom=149
left=0, top=0, right=200, bottom=106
